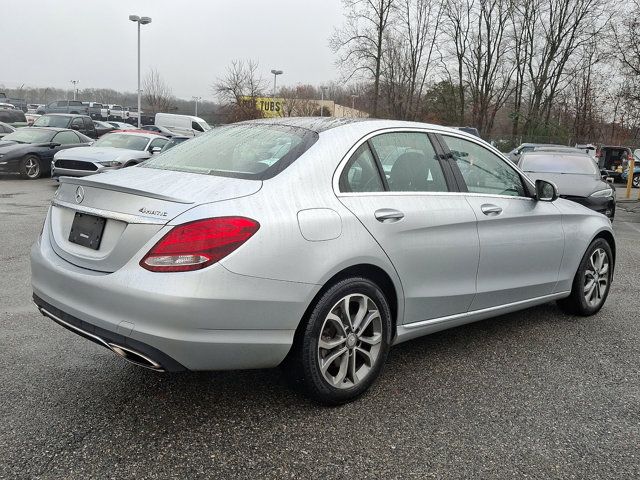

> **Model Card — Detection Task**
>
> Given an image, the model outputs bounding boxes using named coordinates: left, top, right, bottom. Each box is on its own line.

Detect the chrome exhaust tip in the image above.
left=38, top=306, right=165, bottom=372
left=107, top=343, right=165, bottom=372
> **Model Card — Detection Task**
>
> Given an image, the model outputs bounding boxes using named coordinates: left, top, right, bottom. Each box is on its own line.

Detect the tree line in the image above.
left=329, top=0, right=640, bottom=146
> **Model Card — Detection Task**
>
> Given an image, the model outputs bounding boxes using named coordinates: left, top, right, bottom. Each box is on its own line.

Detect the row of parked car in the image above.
left=0, top=111, right=210, bottom=179
left=508, top=142, right=640, bottom=188
left=507, top=145, right=617, bottom=219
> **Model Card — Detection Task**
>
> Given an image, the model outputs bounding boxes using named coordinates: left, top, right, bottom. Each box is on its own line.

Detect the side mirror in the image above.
left=535, top=179, right=558, bottom=202
left=70, top=124, right=80, bottom=130
left=151, top=146, right=162, bottom=154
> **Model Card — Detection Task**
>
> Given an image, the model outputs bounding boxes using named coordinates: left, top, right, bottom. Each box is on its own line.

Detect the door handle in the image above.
left=374, top=208, right=405, bottom=223
left=481, top=204, right=503, bottom=216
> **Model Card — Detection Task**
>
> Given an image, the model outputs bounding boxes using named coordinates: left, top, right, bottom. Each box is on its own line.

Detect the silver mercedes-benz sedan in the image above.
left=31, top=118, right=615, bottom=404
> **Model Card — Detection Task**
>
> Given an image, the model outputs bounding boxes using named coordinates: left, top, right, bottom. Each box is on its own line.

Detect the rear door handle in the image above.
left=374, top=208, right=405, bottom=223
left=480, top=204, right=503, bottom=216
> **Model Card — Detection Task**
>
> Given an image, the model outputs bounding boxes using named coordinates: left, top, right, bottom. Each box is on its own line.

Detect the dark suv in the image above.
left=32, top=114, right=97, bottom=139
left=36, top=100, right=90, bottom=116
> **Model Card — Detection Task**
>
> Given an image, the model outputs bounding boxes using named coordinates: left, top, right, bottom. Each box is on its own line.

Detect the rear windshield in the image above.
left=94, top=133, right=149, bottom=151
left=34, top=115, right=70, bottom=128
left=521, top=154, right=598, bottom=175
left=142, top=123, right=318, bottom=179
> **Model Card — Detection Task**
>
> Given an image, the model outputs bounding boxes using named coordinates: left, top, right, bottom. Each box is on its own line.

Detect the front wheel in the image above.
left=19, top=155, right=42, bottom=179
left=557, top=238, right=613, bottom=316
left=286, top=277, right=392, bottom=405
left=633, top=173, right=639, bottom=188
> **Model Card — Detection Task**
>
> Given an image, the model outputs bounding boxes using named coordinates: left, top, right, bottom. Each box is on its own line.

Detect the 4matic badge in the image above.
left=139, top=207, right=168, bottom=217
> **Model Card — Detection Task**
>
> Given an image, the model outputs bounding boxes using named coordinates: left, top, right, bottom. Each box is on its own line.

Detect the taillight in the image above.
left=140, top=217, right=260, bottom=272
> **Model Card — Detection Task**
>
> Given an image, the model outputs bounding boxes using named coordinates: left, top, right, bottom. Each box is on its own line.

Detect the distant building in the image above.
left=240, top=96, right=368, bottom=119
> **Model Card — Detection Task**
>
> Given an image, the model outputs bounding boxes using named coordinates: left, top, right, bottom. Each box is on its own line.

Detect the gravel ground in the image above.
left=0, top=177, right=638, bottom=479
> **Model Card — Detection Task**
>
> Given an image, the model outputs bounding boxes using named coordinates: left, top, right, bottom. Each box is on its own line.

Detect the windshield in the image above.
left=33, top=115, right=70, bottom=128
left=2, top=128, right=54, bottom=144
left=521, top=154, right=598, bottom=175
left=93, top=133, right=149, bottom=151
left=143, top=124, right=318, bottom=179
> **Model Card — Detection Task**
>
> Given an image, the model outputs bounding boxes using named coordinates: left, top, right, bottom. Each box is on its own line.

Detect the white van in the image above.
left=154, top=113, right=211, bottom=137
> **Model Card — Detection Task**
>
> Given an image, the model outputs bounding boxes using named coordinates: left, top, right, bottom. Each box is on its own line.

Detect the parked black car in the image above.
left=160, top=135, right=190, bottom=151
left=0, top=127, right=92, bottom=179
left=518, top=151, right=616, bottom=218
left=93, top=120, right=116, bottom=137
left=33, top=114, right=98, bottom=139
left=141, top=124, right=177, bottom=137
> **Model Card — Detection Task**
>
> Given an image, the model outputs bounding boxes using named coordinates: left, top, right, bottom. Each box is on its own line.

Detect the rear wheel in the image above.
left=20, top=155, right=42, bottom=179
left=633, top=173, right=639, bottom=188
left=557, top=238, right=613, bottom=316
left=286, top=277, right=392, bottom=405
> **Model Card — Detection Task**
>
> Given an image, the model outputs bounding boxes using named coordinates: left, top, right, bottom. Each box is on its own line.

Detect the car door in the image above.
left=336, top=130, right=480, bottom=324
left=438, top=133, right=565, bottom=311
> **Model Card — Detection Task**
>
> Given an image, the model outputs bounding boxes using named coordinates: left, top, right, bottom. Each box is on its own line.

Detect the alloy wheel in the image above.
left=24, top=157, right=40, bottom=179
left=633, top=175, right=639, bottom=188
left=317, top=294, right=382, bottom=389
left=584, top=247, right=609, bottom=307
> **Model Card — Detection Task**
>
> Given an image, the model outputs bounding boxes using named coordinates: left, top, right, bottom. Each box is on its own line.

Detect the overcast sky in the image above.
left=2, top=0, right=344, bottom=99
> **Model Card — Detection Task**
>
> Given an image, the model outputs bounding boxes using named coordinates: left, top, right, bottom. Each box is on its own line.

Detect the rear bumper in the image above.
left=31, top=229, right=319, bottom=371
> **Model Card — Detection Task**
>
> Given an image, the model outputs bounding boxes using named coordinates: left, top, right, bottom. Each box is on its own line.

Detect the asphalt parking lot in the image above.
left=1, top=176, right=638, bottom=479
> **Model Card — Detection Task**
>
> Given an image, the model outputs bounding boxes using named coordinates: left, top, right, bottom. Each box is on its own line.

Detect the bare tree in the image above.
left=213, top=59, right=266, bottom=121
left=142, top=69, right=174, bottom=114
left=330, top=0, right=396, bottom=116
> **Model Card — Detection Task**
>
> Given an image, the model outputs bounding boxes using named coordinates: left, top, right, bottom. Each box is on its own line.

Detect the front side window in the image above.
left=148, top=138, right=169, bottom=151
left=71, top=118, right=83, bottom=128
left=143, top=124, right=318, bottom=179
left=53, top=131, right=82, bottom=145
left=442, top=135, right=526, bottom=197
left=192, top=121, right=204, bottom=132
left=370, top=132, right=448, bottom=192
left=339, top=144, right=384, bottom=193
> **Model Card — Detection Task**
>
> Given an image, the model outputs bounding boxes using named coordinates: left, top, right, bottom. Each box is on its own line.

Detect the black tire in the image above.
left=285, top=277, right=392, bottom=405
left=19, top=155, right=42, bottom=179
left=557, top=238, right=613, bottom=316
left=123, top=161, right=138, bottom=168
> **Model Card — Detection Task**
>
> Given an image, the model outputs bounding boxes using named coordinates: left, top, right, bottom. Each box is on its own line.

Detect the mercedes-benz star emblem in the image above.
left=75, top=186, right=85, bottom=204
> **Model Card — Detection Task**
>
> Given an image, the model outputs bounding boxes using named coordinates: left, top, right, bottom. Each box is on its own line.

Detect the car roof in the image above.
left=239, top=117, right=479, bottom=137
left=23, top=127, right=73, bottom=132
left=521, top=151, right=594, bottom=159
left=104, top=130, right=159, bottom=138
left=42, top=113, right=91, bottom=118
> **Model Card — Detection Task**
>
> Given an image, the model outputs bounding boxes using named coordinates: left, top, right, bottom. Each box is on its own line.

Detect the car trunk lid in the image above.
left=49, top=167, right=262, bottom=272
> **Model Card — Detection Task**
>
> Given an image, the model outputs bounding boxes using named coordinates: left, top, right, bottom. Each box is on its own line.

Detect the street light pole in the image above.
left=129, top=14, right=152, bottom=128
left=192, top=96, right=202, bottom=116
left=70, top=80, right=79, bottom=100
left=271, top=69, right=284, bottom=112
left=320, top=86, right=328, bottom=117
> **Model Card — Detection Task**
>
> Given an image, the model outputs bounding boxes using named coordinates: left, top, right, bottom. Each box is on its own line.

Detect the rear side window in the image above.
left=143, top=124, right=318, bottom=180
left=53, top=131, right=81, bottom=145
left=370, top=132, right=448, bottom=192
left=339, top=144, right=384, bottom=193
